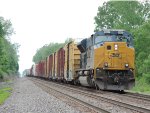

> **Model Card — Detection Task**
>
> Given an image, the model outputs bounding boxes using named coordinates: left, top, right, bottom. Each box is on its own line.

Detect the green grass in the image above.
left=131, top=77, right=150, bottom=94
left=0, top=87, right=12, bottom=105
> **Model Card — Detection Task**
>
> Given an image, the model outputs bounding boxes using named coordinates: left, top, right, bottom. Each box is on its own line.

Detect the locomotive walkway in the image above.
left=0, top=77, right=80, bottom=113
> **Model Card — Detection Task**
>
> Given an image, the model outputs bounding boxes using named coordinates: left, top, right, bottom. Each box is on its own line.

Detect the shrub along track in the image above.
left=29, top=77, right=150, bottom=113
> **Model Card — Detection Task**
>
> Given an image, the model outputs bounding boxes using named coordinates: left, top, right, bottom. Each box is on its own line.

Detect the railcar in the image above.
left=30, top=29, right=135, bottom=91
left=75, top=29, right=135, bottom=90
left=46, top=55, right=49, bottom=78
left=53, top=52, right=58, bottom=80
left=30, top=65, right=35, bottom=77
left=38, top=60, right=46, bottom=78
left=64, top=41, right=81, bottom=83
left=49, top=54, right=53, bottom=79
left=35, top=63, right=40, bottom=77
left=23, top=69, right=31, bottom=76
left=57, top=48, right=65, bottom=81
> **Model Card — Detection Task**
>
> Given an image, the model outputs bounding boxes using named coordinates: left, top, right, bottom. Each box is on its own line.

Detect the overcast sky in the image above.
left=0, top=0, right=107, bottom=73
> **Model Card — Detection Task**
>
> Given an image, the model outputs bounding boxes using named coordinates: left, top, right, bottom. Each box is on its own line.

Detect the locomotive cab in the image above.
left=76, top=29, right=135, bottom=91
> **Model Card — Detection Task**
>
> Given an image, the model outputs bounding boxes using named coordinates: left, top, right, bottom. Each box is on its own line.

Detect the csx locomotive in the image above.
left=26, top=29, right=135, bottom=91
left=76, top=29, right=135, bottom=90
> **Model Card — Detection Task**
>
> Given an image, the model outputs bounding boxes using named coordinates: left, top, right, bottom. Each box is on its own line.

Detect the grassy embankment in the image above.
left=132, top=77, right=150, bottom=94
left=0, top=87, right=12, bottom=105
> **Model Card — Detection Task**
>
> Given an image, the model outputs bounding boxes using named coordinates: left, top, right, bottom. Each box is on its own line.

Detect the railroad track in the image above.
left=123, top=92, right=150, bottom=102
left=62, top=82, right=150, bottom=102
left=31, top=78, right=109, bottom=113
left=43, top=78, right=150, bottom=103
left=56, top=79, right=150, bottom=103
left=30, top=77, right=150, bottom=113
left=39, top=77, right=150, bottom=103
left=59, top=82, right=150, bottom=102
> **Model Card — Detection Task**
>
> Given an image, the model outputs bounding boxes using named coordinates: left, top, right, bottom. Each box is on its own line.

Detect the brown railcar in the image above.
left=35, top=63, right=39, bottom=77
left=57, top=48, right=65, bottom=80
left=38, top=60, right=46, bottom=78
left=43, top=59, right=47, bottom=78
left=48, top=54, right=53, bottom=79
left=52, top=52, right=57, bottom=80
left=46, top=56, right=50, bottom=78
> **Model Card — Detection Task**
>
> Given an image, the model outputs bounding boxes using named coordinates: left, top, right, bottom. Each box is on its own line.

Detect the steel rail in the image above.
left=31, top=77, right=150, bottom=113
left=31, top=78, right=109, bottom=113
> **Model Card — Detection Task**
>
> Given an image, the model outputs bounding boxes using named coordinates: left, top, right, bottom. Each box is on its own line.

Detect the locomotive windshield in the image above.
left=94, top=35, right=133, bottom=47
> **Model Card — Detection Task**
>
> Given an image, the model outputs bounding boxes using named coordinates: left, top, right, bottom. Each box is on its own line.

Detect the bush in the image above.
left=132, top=76, right=150, bottom=92
left=0, top=69, right=4, bottom=80
left=0, top=69, right=10, bottom=81
left=6, top=70, right=14, bottom=75
left=0, top=74, right=3, bottom=80
left=144, top=73, right=150, bottom=84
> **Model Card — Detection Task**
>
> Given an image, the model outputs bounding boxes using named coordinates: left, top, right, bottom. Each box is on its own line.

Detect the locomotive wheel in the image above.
left=119, top=90, right=125, bottom=94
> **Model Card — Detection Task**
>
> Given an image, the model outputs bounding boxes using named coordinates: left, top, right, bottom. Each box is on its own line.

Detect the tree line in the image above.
left=32, top=38, right=72, bottom=63
left=0, top=17, right=19, bottom=80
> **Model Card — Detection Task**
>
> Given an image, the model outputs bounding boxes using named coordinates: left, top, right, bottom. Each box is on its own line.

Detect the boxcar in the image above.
left=46, top=56, right=50, bottom=78
left=57, top=47, right=65, bottom=81
left=30, top=65, right=36, bottom=76
left=43, top=59, right=48, bottom=78
left=52, top=52, right=57, bottom=80
left=35, top=63, right=39, bottom=77
left=33, top=64, right=38, bottom=77
left=64, top=41, right=81, bottom=82
left=24, top=69, right=30, bottom=76
left=48, top=54, right=53, bottom=79
left=39, top=60, right=45, bottom=78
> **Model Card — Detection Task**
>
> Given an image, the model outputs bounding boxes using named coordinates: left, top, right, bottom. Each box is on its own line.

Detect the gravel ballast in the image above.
left=0, top=77, right=80, bottom=113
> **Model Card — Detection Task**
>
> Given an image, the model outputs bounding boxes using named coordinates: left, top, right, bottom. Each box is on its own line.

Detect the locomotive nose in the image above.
left=104, top=42, right=131, bottom=69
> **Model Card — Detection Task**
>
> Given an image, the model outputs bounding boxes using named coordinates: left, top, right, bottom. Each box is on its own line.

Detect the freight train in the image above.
left=25, top=29, right=135, bottom=91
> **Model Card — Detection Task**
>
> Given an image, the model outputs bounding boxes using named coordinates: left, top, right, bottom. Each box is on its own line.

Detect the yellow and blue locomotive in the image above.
left=76, top=29, right=135, bottom=91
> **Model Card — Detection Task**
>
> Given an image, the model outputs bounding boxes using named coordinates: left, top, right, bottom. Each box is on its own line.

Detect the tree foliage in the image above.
left=132, top=20, right=150, bottom=77
left=0, top=17, right=14, bottom=37
left=94, top=0, right=150, bottom=31
left=33, top=38, right=73, bottom=63
left=33, top=43, right=64, bottom=63
left=0, top=16, right=19, bottom=79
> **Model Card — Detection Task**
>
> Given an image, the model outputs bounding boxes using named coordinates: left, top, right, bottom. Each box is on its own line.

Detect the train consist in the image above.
left=25, top=29, right=135, bottom=91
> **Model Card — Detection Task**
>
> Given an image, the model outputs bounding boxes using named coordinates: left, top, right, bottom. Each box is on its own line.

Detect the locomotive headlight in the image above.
left=125, top=63, right=129, bottom=68
left=114, top=44, right=118, bottom=50
left=104, top=62, right=108, bottom=67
